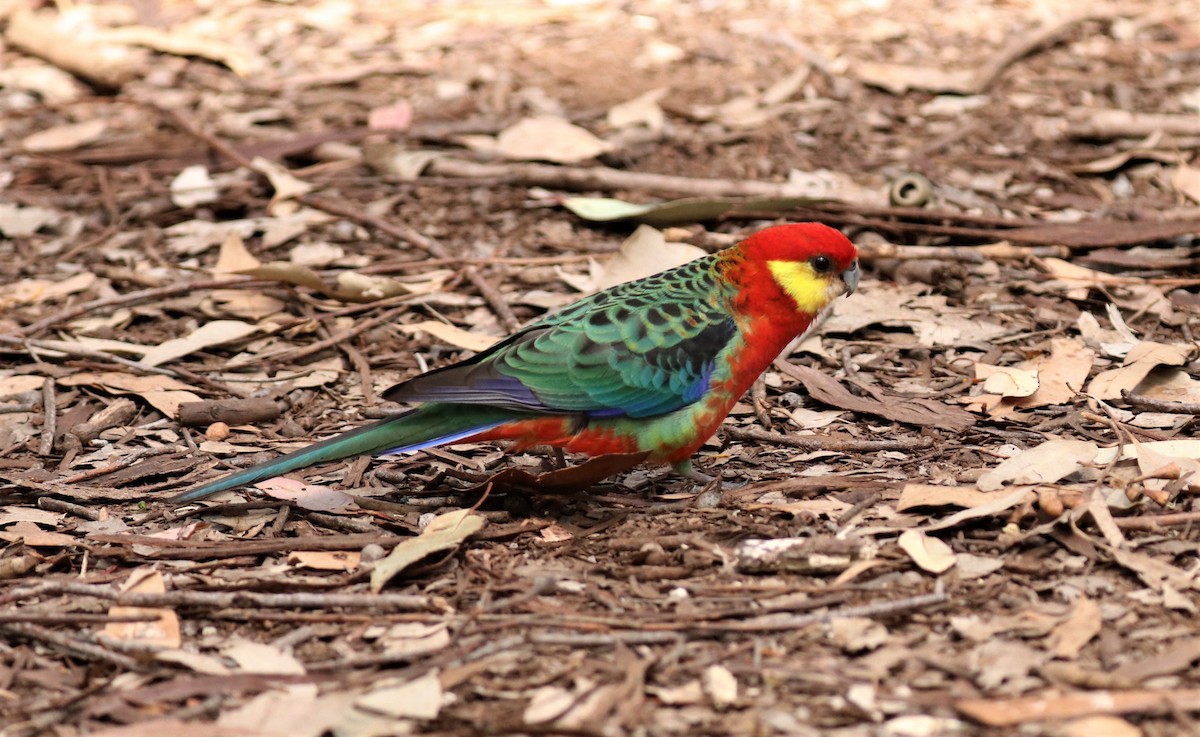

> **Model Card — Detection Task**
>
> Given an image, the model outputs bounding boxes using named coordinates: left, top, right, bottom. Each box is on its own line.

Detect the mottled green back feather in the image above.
left=385, top=254, right=741, bottom=418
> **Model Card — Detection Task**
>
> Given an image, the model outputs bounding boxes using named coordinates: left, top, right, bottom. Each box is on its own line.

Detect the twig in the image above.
left=1065, top=109, right=1200, bottom=140
left=1122, top=391, right=1200, bottom=415
left=970, top=11, right=1113, bottom=93
left=687, top=585, right=947, bottom=632
left=302, top=194, right=522, bottom=332
left=0, top=613, right=158, bottom=624
left=0, top=336, right=238, bottom=397
left=11, top=278, right=271, bottom=338
left=426, top=157, right=809, bottom=199
left=723, top=425, right=933, bottom=452
left=227, top=303, right=411, bottom=369
left=0, top=622, right=144, bottom=671
left=38, top=378, right=56, bottom=456
left=2, top=581, right=430, bottom=612
left=37, top=496, right=102, bottom=521
left=83, top=532, right=401, bottom=560
left=1113, top=512, right=1200, bottom=530
left=156, top=104, right=256, bottom=170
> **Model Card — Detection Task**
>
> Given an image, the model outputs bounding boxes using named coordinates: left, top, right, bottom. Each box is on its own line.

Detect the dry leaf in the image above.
left=250, top=156, right=313, bottom=206
left=492, top=116, right=614, bottom=164
left=222, top=638, right=306, bottom=675
left=607, top=88, right=668, bottom=131
left=58, top=371, right=204, bottom=417
left=140, top=320, right=259, bottom=367
left=0, top=203, right=62, bottom=238
left=0, top=520, right=75, bottom=547
left=370, top=508, right=486, bottom=592
left=214, top=232, right=262, bottom=273
left=562, top=225, right=705, bottom=294
left=356, top=670, right=443, bottom=719
left=396, top=320, right=499, bottom=352
left=1172, top=164, right=1200, bottom=203
left=896, top=484, right=995, bottom=511
left=103, top=568, right=182, bottom=649
left=170, top=165, right=220, bottom=208
left=977, top=439, right=1099, bottom=491
left=977, top=364, right=1040, bottom=398
left=702, top=664, right=738, bottom=708
left=1048, top=595, right=1102, bottom=659
left=1088, top=341, right=1191, bottom=400
left=897, top=529, right=956, bottom=574
left=524, top=686, right=577, bottom=724
left=21, top=119, right=107, bottom=152
left=854, top=61, right=978, bottom=94
left=256, top=478, right=360, bottom=514
left=1011, top=337, right=1093, bottom=409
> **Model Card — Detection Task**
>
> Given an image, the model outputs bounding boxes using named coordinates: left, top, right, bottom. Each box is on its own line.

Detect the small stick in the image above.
left=12, top=278, right=271, bottom=339
left=302, top=194, right=522, bottom=332
left=724, top=425, right=933, bottom=452
left=37, top=496, right=102, bottom=521
left=1122, top=391, right=1200, bottom=415
left=0, top=622, right=143, bottom=671
left=38, top=378, right=56, bottom=456
left=2, top=581, right=429, bottom=612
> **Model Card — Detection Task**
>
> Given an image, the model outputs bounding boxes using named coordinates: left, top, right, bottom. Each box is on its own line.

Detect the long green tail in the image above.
left=171, top=404, right=515, bottom=503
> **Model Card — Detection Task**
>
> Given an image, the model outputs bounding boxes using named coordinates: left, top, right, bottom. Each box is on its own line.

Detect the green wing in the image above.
left=384, top=256, right=739, bottom=418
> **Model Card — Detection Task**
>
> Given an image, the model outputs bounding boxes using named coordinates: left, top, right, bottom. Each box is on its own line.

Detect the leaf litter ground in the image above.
left=1, top=2, right=1200, bottom=736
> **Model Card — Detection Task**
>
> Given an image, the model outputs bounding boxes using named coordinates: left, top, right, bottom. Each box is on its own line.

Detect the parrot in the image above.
left=172, top=222, right=860, bottom=503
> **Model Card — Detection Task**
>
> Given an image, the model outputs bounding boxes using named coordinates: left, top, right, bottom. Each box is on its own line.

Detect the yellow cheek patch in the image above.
left=767, top=260, right=834, bottom=313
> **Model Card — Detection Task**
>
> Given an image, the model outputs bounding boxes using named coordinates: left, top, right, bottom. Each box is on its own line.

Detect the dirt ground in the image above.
left=2, top=1, right=1200, bottom=735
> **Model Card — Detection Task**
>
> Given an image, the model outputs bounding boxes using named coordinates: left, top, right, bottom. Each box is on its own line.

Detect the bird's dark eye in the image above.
left=810, top=255, right=833, bottom=273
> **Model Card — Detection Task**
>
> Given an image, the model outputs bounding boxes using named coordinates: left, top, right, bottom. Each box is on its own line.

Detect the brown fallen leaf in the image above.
left=103, top=568, right=181, bottom=650
left=976, top=439, right=1098, bottom=491
left=1047, top=595, right=1102, bottom=659
left=778, top=363, right=975, bottom=430
left=1088, top=342, right=1191, bottom=401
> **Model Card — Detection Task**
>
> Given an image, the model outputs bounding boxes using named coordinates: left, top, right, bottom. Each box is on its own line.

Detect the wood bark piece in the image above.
left=177, top=397, right=283, bottom=427
left=72, top=397, right=138, bottom=443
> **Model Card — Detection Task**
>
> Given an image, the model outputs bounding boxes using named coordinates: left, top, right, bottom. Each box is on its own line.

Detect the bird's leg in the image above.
left=671, top=459, right=714, bottom=485
left=552, top=447, right=566, bottom=470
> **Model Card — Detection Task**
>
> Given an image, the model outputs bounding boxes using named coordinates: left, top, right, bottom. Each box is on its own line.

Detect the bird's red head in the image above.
left=734, top=223, right=860, bottom=314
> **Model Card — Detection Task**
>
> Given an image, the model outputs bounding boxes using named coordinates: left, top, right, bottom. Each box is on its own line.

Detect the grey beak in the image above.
left=843, top=261, right=860, bottom=295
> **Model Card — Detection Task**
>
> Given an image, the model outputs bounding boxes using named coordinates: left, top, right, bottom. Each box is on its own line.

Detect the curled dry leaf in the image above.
left=897, top=529, right=957, bottom=574
left=1087, top=341, right=1191, bottom=401
left=976, top=364, right=1039, bottom=398
left=370, top=508, right=486, bottom=592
